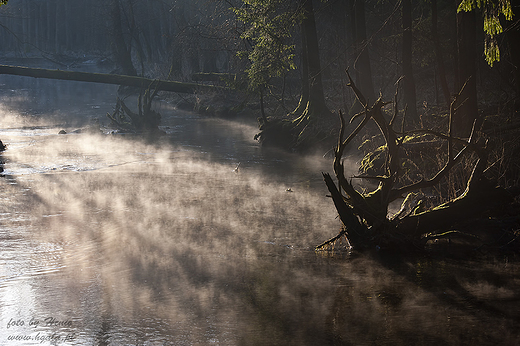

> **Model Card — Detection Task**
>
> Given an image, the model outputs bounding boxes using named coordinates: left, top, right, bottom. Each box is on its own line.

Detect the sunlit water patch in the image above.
left=0, top=126, right=343, bottom=345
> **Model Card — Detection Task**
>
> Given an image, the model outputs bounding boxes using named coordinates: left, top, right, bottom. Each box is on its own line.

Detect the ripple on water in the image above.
left=0, top=114, right=518, bottom=345
left=0, top=240, right=67, bottom=287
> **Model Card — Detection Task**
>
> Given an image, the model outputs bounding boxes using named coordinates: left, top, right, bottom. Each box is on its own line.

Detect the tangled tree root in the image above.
left=317, top=72, right=518, bottom=254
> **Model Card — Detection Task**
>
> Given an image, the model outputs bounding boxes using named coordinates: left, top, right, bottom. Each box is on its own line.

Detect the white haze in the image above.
left=0, top=104, right=518, bottom=345
left=0, top=111, right=342, bottom=344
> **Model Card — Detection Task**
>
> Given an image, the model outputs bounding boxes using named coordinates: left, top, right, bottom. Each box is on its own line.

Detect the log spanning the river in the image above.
left=0, top=64, right=227, bottom=94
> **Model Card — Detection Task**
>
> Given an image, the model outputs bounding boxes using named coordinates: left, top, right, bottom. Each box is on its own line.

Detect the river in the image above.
left=0, top=69, right=519, bottom=345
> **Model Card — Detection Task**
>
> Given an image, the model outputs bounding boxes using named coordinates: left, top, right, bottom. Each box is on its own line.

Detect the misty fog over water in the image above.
left=0, top=0, right=519, bottom=342
left=0, top=74, right=518, bottom=345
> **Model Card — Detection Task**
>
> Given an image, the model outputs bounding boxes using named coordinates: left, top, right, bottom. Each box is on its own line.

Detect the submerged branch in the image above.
left=315, top=229, right=348, bottom=251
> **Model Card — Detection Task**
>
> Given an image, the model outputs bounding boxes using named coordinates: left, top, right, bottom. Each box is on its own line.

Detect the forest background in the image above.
left=0, top=0, right=518, bottom=137
left=1, top=0, right=520, bottom=250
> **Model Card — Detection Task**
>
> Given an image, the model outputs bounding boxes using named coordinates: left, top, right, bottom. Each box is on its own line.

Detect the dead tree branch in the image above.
left=318, top=72, right=510, bottom=252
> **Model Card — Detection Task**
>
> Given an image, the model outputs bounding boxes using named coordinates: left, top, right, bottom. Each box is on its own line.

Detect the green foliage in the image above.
left=0, top=0, right=7, bottom=5
left=233, top=0, right=303, bottom=92
left=458, top=0, right=514, bottom=66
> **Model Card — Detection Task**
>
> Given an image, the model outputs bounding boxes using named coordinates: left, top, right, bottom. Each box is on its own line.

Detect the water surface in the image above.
left=0, top=75, right=519, bottom=345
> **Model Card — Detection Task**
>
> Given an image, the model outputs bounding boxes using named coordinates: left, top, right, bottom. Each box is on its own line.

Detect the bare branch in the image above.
left=387, top=79, right=486, bottom=201
left=345, top=69, right=367, bottom=107
left=389, top=76, right=404, bottom=128
left=399, top=129, right=477, bottom=151
left=315, top=229, right=348, bottom=251
left=352, top=175, right=388, bottom=181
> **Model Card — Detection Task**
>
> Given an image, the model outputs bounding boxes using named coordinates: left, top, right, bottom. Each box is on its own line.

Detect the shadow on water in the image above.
left=313, top=249, right=520, bottom=346
left=0, top=74, right=518, bottom=345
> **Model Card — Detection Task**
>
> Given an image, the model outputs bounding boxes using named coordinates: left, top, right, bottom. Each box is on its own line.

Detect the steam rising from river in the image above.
left=0, top=113, right=518, bottom=345
left=0, top=117, right=342, bottom=344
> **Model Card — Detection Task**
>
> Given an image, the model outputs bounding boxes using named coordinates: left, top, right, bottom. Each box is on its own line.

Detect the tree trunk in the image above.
left=292, top=25, right=310, bottom=116
left=402, top=0, right=418, bottom=121
left=0, top=65, right=226, bottom=94
left=54, top=0, right=60, bottom=53
left=22, top=0, right=29, bottom=52
left=320, top=173, right=369, bottom=249
left=395, top=177, right=512, bottom=238
left=293, top=0, right=329, bottom=120
left=455, top=8, right=478, bottom=137
left=431, top=0, right=451, bottom=108
left=352, top=0, right=375, bottom=104
left=301, top=0, right=327, bottom=112
left=47, top=0, right=54, bottom=52
left=65, top=1, right=72, bottom=51
left=290, top=0, right=332, bottom=148
left=256, top=0, right=332, bottom=150
left=110, top=0, right=137, bottom=76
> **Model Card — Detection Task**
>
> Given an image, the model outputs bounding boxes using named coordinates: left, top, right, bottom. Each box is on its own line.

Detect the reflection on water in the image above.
left=0, top=79, right=519, bottom=345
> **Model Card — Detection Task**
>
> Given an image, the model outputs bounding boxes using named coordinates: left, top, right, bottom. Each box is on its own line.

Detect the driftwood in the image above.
left=318, top=71, right=514, bottom=252
left=0, top=64, right=227, bottom=94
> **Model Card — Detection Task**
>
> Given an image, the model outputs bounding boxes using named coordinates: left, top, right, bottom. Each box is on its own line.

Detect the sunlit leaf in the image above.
left=233, top=0, right=303, bottom=92
left=457, top=0, right=514, bottom=66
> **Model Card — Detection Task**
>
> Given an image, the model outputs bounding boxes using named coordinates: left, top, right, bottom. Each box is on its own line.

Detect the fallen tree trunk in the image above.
left=395, top=177, right=512, bottom=238
left=0, top=65, right=227, bottom=94
left=191, top=72, right=236, bottom=82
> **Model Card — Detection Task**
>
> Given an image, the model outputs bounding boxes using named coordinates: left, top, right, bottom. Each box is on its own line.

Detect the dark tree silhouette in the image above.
left=455, top=8, right=478, bottom=137
left=401, top=0, right=417, bottom=121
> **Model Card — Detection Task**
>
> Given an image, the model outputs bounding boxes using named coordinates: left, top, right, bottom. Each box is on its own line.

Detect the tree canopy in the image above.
left=233, top=0, right=302, bottom=92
